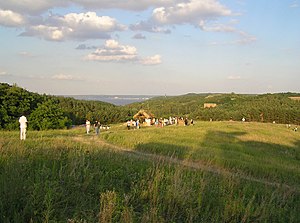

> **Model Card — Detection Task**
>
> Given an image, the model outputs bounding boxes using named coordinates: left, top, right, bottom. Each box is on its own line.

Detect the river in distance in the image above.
left=64, top=95, right=159, bottom=106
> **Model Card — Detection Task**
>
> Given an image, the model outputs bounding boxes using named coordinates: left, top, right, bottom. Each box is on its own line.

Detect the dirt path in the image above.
left=72, top=135, right=299, bottom=192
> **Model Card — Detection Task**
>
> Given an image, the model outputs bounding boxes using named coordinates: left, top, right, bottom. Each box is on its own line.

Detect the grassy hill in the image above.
left=1, top=122, right=299, bottom=222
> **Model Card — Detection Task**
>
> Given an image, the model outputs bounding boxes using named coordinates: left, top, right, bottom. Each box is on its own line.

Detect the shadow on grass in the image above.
left=134, top=130, right=300, bottom=188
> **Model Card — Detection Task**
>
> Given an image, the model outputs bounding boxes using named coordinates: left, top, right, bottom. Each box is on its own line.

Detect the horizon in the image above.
left=1, top=1, right=299, bottom=95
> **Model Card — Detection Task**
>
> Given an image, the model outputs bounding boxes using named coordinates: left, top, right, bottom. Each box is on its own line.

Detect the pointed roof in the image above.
left=133, top=109, right=154, bottom=120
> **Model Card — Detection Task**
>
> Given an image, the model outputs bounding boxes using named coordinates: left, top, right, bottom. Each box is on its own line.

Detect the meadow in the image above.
left=0, top=121, right=299, bottom=222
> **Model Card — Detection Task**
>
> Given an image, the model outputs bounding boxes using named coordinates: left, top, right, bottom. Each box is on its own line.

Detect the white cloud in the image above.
left=0, top=0, right=66, bottom=15
left=72, top=0, right=175, bottom=11
left=152, top=0, right=232, bottom=25
left=0, top=0, right=175, bottom=15
left=202, top=21, right=256, bottom=45
left=85, top=39, right=137, bottom=62
left=140, top=54, right=162, bottom=65
left=52, top=74, right=74, bottom=80
left=22, top=25, right=71, bottom=41
left=21, top=12, right=126, bottom=41
left=199, top=21, right=236, bottom=32
left=0, top=9, right=26, bottom=27
left=85, top=39, right=162, bottom=65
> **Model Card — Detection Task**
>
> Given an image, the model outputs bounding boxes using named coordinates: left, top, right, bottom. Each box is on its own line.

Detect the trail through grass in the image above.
left=73, top=134, right=299, bottom=192
left=0, top=122, right=299, bottom=222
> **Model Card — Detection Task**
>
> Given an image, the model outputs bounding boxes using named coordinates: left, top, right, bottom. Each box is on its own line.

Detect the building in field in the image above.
left=133, top=110, right=155, bottom=125
left=289, top=97, right=300, bottom=101
left=204, top=103, right=217, bottom=108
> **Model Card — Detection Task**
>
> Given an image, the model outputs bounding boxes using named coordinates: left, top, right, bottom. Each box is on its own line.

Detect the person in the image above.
left=86, top=120, right=91, bottom=134
left=184, top=118, right=188, bottom=126
left=94, top=121, right=100, bottom=135
left=127, top=120, right=131, bottom=130
left=19, top=115, right=27, bottom=140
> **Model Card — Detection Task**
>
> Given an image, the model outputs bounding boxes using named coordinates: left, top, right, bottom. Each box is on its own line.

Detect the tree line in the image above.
left=1, top=83, right=299, bottom=130
left=0, top=83, right=134, bottom=130
left=126, top=93, right=300, bottom=125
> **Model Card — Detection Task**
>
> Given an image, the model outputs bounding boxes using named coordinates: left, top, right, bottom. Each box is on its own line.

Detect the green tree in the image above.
left=29, top=99, right=71, bottom=130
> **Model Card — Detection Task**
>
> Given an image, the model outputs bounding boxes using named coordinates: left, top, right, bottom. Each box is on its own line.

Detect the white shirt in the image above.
left=19, top=116, right=27, bottom=128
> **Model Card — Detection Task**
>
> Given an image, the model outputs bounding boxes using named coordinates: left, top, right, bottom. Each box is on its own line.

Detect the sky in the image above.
left=0, top=0, right=299, bottom=95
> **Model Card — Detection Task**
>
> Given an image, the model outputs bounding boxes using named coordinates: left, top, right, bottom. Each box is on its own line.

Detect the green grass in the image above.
left=0, top=122, right=299, bottom=222
left=102, top=122, right=300, bottom=187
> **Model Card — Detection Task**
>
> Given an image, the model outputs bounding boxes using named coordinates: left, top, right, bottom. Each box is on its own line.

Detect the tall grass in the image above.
left=0, top=123, right=299, bottom=222
left=102, top=121, right=300, bottom=187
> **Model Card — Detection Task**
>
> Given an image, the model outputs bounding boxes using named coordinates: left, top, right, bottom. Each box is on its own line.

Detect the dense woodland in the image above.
left=0, top=83, right=133, bottom=130
left=128, top=93, right=300, bottom=124
left=0, top=83, right=299, bottom=130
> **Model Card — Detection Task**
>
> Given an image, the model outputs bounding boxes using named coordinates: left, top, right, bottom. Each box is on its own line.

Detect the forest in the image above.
left=0, top=83, right=299, bottom=130
left=127, top=92, right=300, bottom=125
left=0, top=83, right=133, bottom=130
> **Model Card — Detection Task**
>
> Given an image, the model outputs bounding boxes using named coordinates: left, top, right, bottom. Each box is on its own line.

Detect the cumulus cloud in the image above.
left=72, top=0, right=175, bottom=11
left=152, top=0, right=233, bottom=26
left=85, top=39, right=161, bottom=65
left=130, top=0, right=250, bottom=40
left=140, top=54, right=162, bottom=65
left=20, top=12, right=126, bottom=41
left=51, top=74, right=74, bottom=80
left=85, top=39, right=138, bottom=62
left=0, top=9, right=26, bottom=27
left=0, top=0, right=176, bottom=15
left=0, top=0, right=251, bottom=43
left=0, top=0, right=65, bottom=15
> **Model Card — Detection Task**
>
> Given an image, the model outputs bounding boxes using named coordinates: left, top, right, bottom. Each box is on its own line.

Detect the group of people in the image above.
left=16, top=115, right=299, bottom=140
left=86, top=120, right=102, bottom=135
left=127, top=119, right=140, bottom=130
left=154, top=117, right=194, bottom=127
left=126, top=117, right=194, bottom=130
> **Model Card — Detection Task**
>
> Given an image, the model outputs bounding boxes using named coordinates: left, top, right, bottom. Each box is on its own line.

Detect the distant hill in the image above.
left=125, top=92, right=300, bottom=125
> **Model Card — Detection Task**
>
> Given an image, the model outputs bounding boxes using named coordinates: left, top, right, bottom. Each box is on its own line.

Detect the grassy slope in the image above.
left=0, top=122, right=299, bottom=222
left=102, top=121, right=300, bottom=187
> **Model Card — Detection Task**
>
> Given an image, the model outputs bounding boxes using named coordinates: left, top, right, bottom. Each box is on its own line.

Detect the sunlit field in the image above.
left=0, top=121, right=299, bottom=222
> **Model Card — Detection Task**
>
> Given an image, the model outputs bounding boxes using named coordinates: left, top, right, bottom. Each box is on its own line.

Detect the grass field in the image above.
left=0, top=121, right=299, bottom=222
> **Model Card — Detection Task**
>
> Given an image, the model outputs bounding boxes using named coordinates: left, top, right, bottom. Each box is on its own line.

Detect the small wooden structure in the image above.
left=133, top=110, right=155, bottom=125
left=204, top=103, right=217, bottom=108
left=289, top=97, right=300, bottom=101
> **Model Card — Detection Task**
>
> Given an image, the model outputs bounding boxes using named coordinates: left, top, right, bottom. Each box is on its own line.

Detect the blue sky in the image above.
left=0, top=0, right=299, bottom=95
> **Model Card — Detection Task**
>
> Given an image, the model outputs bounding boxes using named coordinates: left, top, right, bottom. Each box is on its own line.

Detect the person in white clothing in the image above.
left=19, top=115, right=27, bottom=140
left=86, top=120, right=91, bottom=134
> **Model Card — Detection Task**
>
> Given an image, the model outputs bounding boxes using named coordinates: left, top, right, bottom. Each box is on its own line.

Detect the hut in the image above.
left=133, top=110, right=155, bottom=126
left=204, top=103, right=217, bottom=108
